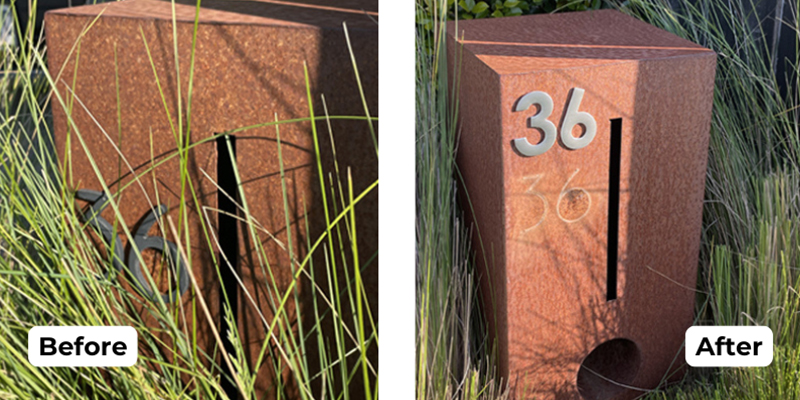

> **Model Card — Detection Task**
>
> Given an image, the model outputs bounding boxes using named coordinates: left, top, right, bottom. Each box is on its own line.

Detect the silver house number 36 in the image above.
left=512, top=87, right=597, bottom=156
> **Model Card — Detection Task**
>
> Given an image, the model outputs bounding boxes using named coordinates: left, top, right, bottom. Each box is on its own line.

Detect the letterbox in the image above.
left=448, top=10, right=716, bottom=400
left=45, top=0, right=377, bottom=396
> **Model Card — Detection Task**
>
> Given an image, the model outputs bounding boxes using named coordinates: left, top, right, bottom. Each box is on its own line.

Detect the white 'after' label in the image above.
left=685, top=326, right=773, bottom=367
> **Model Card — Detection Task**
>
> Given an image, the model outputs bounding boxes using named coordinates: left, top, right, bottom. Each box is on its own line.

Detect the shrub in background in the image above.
left=417, top=0, right=606, bottom=31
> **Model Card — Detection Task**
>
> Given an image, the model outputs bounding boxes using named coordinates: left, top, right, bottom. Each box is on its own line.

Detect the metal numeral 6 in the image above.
left=76, top=189, right=189, bottom=303
left=513, top=87, right=597, bottom=156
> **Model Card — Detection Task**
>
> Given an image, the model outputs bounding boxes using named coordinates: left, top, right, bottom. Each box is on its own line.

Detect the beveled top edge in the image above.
left=447, top=10, right=713, bottom=73
left=46, top=0, right=378, bottom=30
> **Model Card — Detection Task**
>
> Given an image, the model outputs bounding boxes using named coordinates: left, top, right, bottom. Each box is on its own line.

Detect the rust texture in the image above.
left=45, top=0, right=377, bottom=397
left=448, top=10, right=716, bottom=400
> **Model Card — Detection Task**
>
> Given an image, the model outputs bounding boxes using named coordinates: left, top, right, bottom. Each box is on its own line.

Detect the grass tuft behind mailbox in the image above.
left=448, top=10, right=716, bottom=400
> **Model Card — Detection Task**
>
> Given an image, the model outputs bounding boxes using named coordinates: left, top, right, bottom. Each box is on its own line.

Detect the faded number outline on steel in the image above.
left=512, top=87, right=597, bottom=156
left=521, top=168, right=591, bottom=235
left=75, top=189, right=189, bottom=303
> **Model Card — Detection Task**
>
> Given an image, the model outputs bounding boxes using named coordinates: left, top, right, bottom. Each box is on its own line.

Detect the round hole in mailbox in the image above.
left=577, top=338, right=641, bottom=400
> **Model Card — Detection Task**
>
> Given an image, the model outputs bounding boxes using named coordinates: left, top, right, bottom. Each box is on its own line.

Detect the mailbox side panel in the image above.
left=623, top=52, right=717, bottom=392
left=447, top=30, right=508, bottom=377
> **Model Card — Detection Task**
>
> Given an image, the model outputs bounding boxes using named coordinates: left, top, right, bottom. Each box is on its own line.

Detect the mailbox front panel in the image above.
left=502, top=63, right=637, bottom=391
left=499, top=56, right=715, bottom=399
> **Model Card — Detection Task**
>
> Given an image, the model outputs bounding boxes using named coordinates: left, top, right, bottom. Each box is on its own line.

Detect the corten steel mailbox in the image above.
left=45, top=0, right=377, bottom=397
left=448, top=10, right=716, bottom=400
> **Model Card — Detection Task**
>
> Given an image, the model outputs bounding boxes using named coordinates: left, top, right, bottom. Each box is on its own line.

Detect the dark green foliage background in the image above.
left=417, top=0, right=606, bottom=30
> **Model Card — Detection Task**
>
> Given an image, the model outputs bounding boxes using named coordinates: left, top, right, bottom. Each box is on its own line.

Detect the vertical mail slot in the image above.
left=448, top=10, right=716, bottom=399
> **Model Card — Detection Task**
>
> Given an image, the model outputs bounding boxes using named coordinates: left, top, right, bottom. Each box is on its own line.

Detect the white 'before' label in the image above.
left=28, top=326, right=138, bottom=367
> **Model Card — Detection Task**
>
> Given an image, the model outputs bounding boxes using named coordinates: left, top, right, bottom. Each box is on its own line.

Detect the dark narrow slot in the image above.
left=607, top=118, right=622, bottom=302
left=217, top=135, right=239, bottom=400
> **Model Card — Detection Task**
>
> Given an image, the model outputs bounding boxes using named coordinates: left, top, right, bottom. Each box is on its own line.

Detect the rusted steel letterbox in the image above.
left=448, top=10, right=716, bottom=400
left=45, top=0, right=377, bottom=396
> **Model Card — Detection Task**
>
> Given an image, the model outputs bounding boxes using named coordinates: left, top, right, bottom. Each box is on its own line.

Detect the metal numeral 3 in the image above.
left=513, top=87, right=597, bottom=156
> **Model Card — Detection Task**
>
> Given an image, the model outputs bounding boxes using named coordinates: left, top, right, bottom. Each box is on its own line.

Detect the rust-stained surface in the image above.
left=448, top=10, right=716, bottom=400
left=45, top=0, right=377, bottom=397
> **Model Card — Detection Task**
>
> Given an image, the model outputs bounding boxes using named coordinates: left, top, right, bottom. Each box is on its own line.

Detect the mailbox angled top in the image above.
left=447, top=10, right=714, bottom=74
left=45, top=0, right=377, bottom=31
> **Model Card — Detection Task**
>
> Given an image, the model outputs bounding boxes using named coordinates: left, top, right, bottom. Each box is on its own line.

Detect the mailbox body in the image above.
left=448, top=10, right=716, bottom=399
left=45, top=1, right=377, bottom=397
